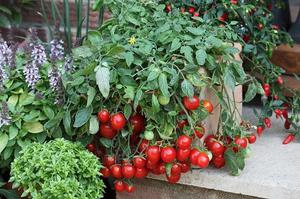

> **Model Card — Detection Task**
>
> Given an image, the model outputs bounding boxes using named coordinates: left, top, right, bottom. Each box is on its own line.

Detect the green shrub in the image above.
left=9, top=138, right=105, bottom=199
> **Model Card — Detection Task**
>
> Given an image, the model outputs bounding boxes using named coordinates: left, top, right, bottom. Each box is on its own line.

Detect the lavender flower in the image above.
left=64, top=55, right=73, bottom=72
left=30, top=43, right=47, bottom=66
left=0, top=102, right=11, bottom=128
left=23, top=62, right=40, bottom=90
left=0, top=64, right=7, bottom=89
left=50, top=39, right=64, bottom=61
left=0, top=41, right=14, bottom=68
left=48, top=67, right=61, bottom=92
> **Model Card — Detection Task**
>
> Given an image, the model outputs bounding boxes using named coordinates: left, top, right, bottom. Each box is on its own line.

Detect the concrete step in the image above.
left=117, top=106, right=300, bottom=199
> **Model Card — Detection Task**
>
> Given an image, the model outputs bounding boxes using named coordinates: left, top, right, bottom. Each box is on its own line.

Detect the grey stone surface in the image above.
left=118, top=106, right=300, bottom=199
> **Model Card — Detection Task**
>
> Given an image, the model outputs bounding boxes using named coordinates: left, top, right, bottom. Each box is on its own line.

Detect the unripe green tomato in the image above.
left=158, top=95, right=170, bottom=105
left=144, top=131, right=154, bottom=141
left=245, top=147, right=251, bottom=159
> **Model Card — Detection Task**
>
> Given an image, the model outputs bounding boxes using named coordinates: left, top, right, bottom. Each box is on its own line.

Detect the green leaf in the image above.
left=0, top=134, right=8, bottom=154
left=196, top=49, right=207, bottom=65
left=124, top=104, right=132, bottom=119
left=124, top=52, right=134, bottom=66
left=181, top=80, right=194, bottom=97
left=124, top=86, right=135, bottom=100
left=244, top=83, right=257, bottom=102
left=165, top=163, right=172, bottom=177
left=72, top=46, right=93, bottom=59
left=92, top=0, right=104, bottom=11
left=224, top=149, right=245, bottom=176
left=170, top=38, right=181, bottom=52
left=152, top=95, right=160, bottom=113
left=43, top=106, right=55, bottom=119
left=158, top=73, right=170, bottom=97
left=89, top=116, right=99, bottom=135
left=23, top=122, right=44, bottom=134
left=134, top=88, right=143, bottom=110
left=63, top=111, right=72, bottom=136
left=87, top=87, right=96, bottom=107
left=186, top=27, right=205, bottom=35
left=224, top=71, right=236, bottom=90
left=7, top=95, right=18, bottom=107
left=8, top=126, right=18, bottom=140
left=73, top=106, right=93, bottom=128
left=180, top=46, right=193, bottom=63
left=96, top=67, right=110, bottom=98
left=100, top=138, right=112, bottom=148
left=107, top=45, right=125, bottom=56
left=147, top=70, right=160, bottom=82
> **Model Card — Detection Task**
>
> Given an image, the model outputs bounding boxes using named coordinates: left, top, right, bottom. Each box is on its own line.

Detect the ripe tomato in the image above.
left=176, top=148, right=191, bottom=162
left=212, top=155, right=225, bottom=169
left=194, top=126, right=205, bottom=139
left=99, top=123, right=117, bottom=139
left=263, top=84, right=270, bottom=96
left=110, top=113, right=126, bottom=131
left=135, top=167, right=148, bottom=178
left=243, top=34, right=250, bottom=43
left=202, top=100, right=213, bottom=113
left=218, top=13, right=228, bottom=22
left=133, top=156, right=146, bottom=169
left=121, top=159, right=131, bottom=166
left=231, top=0, right=238, bottom=4
left=209, top=141, right=225, bottom=157
left=158, top=162, right=166, bottom=174
left=138, top=139, right=149, bottom=152
left=161, top=147, right=176, bottom=163
left=204, top=134, right=216, bottom=148
left=176, top=135, right=192, bottom=149
left=284, top=120, right=291, bottom=129
left=180, top=162, right=190, bottom=173
left=264, top=118, right=271, bottom=128
left=193, top=12, right=200, bottom=17
left=146, top=160, right=158, bottom=170
left=197, top=152, right=209, bottom=169
left=146, top=146, right=161, bottom=163
left=103, top=155, right=116, bottom=167
left=125, top=183, right=136, bottom=193
left=234, top=137, right=248, bottom=149
left=165, top=4, right=171, bottom=13
left=86, top=144, right=96, bottom=153
left=171, top=163, right=182, bottom=176
left=177, top=120, right=188, bottom=130
left=97, top=109, right=110, bottom=123
left=129, top=114, right=145, bottom=134
left=277, top=76, right=284, bottom=85
left=100, top=167, right=110, bottom=178
left=114, top=181, right=125, bottom=192
left=167, top=174, right=181, bottom=184
left=122, top=164, right=136, bottom=179
left=282, top=134, right=295, bottom=145
left=110, top=164, right=123, bottom=179
left=257, top=126, right=264, bottom=137
left=188, top=7, right=195, bottom=14
left=189, top=148, right=201, bottom=165
left=183, top=96, right=200, bottom=111
left=247, top=134, right=256, bottom=144
left=158, top=95, right=170, bottom=105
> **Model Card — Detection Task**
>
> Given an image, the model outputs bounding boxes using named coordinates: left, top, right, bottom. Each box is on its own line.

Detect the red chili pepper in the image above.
left=282, top=134, right=295, bottom=145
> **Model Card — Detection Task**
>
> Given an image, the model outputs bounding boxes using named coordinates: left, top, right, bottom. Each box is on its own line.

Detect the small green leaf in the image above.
left=124, top=104, right=132, bottom=119
left=23, top=122, right=44, bottom=134
left=87, top=87, right=96, bottom=107
left=244, top=83, right=257, bottom=102
left=43, top=106, right=55, bottom=119
left=180, top=46, right=194, bottom=63
left=170, top=38, right=181, bottom=52
left=181, top=80, right=194, bottom=97
left=8, top=126, right=18, bottom=140
left=186, top=27, right=205, bottom=35
left=100, top=138, right=112, bottom=148
left=89, top=116, right=99, bottom=135
left=73, top=106, right=93, bottom=128
left=96, top=67, right=110, bottom=98
left=72, top=46, right=93, bottom=59
left=196, top=49, right=207, bottom=65
left=8, top=95, right=18, bottom=107
left=63, top=111, right=72, bottom=136
left=0, top=134, right=8, bottom=154
left=158, top=73, right=170, bottom=97
left=152, top=95, right=160, bottom=113
left=134, top=88, right=143, bottom=110
left=124, top=52, right=134, bottom=66
left=224, top=71, right=236, bottom=90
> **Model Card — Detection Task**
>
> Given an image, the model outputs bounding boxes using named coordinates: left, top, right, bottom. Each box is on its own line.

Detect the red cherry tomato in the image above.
left=209, top=141, right=225, bottom=157
left=277, top=76, right=284, bottom=85
left=100, top=167, right=110, bottom=178
left=114, top=181, right=125, bottom=192
left=129, top=114, right=145, bottom=134
left=86, top=144, right=96, bottom=153
left=202, top=100, right=214, bottom=113
left=282, top=134, right=295, bottom=145
left=183, top=96, right=200, bottom=111
left=193, top=12, right=200, bottom=17
left=284, top=120, right=291, bottom=129
left=161, top=147, right=176, bottom=163
left=110, top=113, right=126, bottom=131
left=247, top=134, right=257, bottom=144
left=158, top=162, right=166, bottom=174
left=234, top=137, right=248, bottom=149
left=180, top=162, right=190, bottom=173
left=189, top=148, right=201, bottom=165
left=188, top=7, right=195, bottom=14
left=121, top=159, right=131, bottom=166
left=167, top=174, right=181, bottom=184
left=177, top=120, right=188, bottom=130
left=97, top=109, right=110, bottom=123
left=125, top=183, right=136, bottom=193
left=264, top=118, right=271, bottom=128
left=204, top=134, right=216, bottom=148
left=138, top=139, right=149, bottom=152
left=197, top=152, right=210, bottom=169
left=171, top=163, right=182, bottom=176
left=99, top=123, right=117, bottom=139
left=176, top=148, right=191, bottom=162
left=176, top=135, right=192, bottom=149
left=257, top=126, right=264, bottom=137
left=103, top=155, right=116, bottom=167
left=122, top=164, right=136, bottom=179
left=135, top=167, right=149, bottom=178
left=165, top=4, right=172, bottom=13
left=194, top=126, right=205, bottom=139
left=263, top=84, right=270, bottom=96
left=212, top=155, right=225, bottom=169
left=133, top=156, right=146, bottom=169
left=146, top=146, right=161, bottom=163
left=146, top=160, right=158, bottom=170
left=110, top=164, right=123, bottom=179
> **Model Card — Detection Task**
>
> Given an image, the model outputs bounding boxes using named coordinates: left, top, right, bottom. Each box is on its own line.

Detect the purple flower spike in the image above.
left=30, top=43, right=47, bottom=66
left=64, top=55, right=73, bottom=72
left=48, top=67, right=61, bottom=92
left=23, top=62, right=40, bottom=90
left=50, top=39, right=64, bottom=61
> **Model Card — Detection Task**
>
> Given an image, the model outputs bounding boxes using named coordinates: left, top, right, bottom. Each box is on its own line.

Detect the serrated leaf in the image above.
left=181, top=80, right=194, bottom=97
left=196, top=49, right=207, bottom=65
left=73, top=106, right=93, bottom=128
left=158, top=73, right=170, bottom=97
left=96, top=67, right=110, bottom=98
left=180, top=46, right=194, bottom=63
left=244, top=83, right=257, bottom=102
left=170, top=38, right=181, bottom=52
left=87, top=87, right=96, bottom=107
left=89, top=116, right=99, bottom=135
left=23, top=122, right=44, bottom=134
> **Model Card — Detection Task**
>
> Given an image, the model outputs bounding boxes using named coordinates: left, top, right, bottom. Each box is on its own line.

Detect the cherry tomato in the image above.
left=114, top=181, right=125, bottom=192
left=110, top=164, right=123, bottom=179
left=277, top=76, right=284, bottom=85
left=263, top=84, right=270, bottom=96
left=284, top=120, right=291, bottom=129
left=171, top=163, right=182, bottom=176
left=146, top=160, right=158, bottom=170
left=193, top=12, right=200, bottom=17
left=209, top=141, right=225, bottom=157
left=100, top=167, right=110, bottom=178
left=144, top=131, right=154, bottom=141
left=165, top=4, right=172, bottom=13
left=197, top=152, right=210, bottom=169
left=282, top=134, right=295, bottom=145
left=86, top=144, right=96, bottom=153
left=219, top=13, right=228, bottom=22
left=161, top=147, right=176, bottom=163
left=176, top=135, right=192, bottom=149
left=129, top=114, right=145, bottom=134
left=138, top=139, right=149, bottom=152
left=133, top=156, right=146, bottom=169
left=110, top=113, right=126, bottom=131
left=257, top=126, right=264, bottom=137
left=189, top=148, right=201, bottom=165
left=231, top=0, right=238, bottom=5
left=158, top=162, right=166, bottom=174
left=167, top=174, right=181, bottom=184
left=194, top=126, right=205, bottom=139
left=282, top=109, right=288, bottom=119
left=274, top=109, right=282, bottom=118
left=188, top=7, right=195, bottom=14
left=121, top=159, right=131, bottom=166
left=99, top=123, right=117, bottom=139
left=264, top=118, right=271, bottom=128
left=180, top=162, right=190, bottom=173
left=122, top=164, right=136, bottom=179
left=243, top=34, right=250, bottom=43
left=97, top=109, right=110, bottom=123
left=234, top=137, right=248, bottom=149
left=158, top=95, right=170, bottom=105
left=202, top=100, right=214, bottom=113
left=176, top=148, right=191, bottom=162
left=204, top=134, right=216, bottom=149
left=212, top=155, right=225, bottom=169
left=146, top=146, right=161, bottom=163
left=247, top=134, right=256, bottom=144
left=103, top=155, right=116, bottom=167
left=125, top=183, right=136, bottom=193
left=177, top=120, right=188, bottom=130
left=183, top=96, right=200, bottom=111
left=135, top=167, right=148, bottom=179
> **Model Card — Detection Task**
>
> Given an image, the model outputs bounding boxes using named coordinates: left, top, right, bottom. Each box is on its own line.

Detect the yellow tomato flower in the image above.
left=128, top=36, right=136, bottom=45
